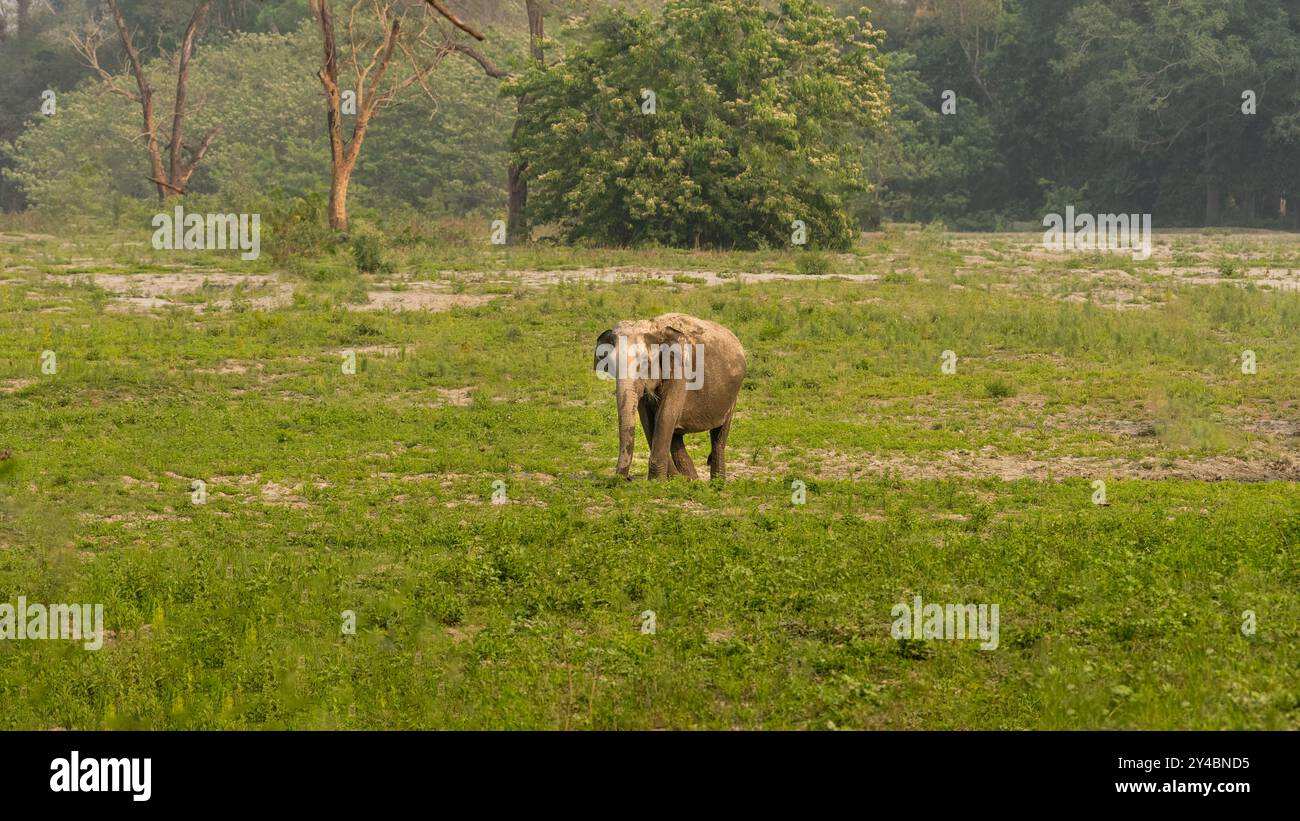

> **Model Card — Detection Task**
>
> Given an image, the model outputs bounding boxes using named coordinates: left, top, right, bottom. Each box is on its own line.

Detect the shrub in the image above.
left=350, top=233, right=394, bottom=275
left=260, top=190, right=337, bottom=263
left=514, top=0, right=889, bottom=250
left=796, top=252, right=833, bottom=276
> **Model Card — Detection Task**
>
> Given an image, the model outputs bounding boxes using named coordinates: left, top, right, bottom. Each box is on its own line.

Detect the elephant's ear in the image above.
left=593, top=329, right=618, bottom=373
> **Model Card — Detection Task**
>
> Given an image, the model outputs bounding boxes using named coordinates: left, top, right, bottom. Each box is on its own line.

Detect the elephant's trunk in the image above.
left=614, top=380, right=640, bottom=478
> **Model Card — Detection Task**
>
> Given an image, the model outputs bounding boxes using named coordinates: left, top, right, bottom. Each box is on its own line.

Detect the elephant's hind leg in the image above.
left=638, top=402, right=655, bottom=450
left=670, top=432, right=698, bottom=479
left=707, top=406, right=734, bottom=480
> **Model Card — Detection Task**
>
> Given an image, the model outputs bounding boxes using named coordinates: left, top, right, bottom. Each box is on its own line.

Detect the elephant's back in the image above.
left=658, top=314, right=746, bottom=410
left=657, top=313, right=746, bottom=364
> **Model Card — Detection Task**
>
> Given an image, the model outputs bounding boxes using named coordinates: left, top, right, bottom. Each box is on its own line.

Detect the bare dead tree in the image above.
left=312, top=0, right=466, bottom=232
left=440, top=0, right=545, bottom=243
left=70, top=0, right=222, bottom=200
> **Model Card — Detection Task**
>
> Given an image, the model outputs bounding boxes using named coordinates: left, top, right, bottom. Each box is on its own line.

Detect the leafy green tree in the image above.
left=861, top=51, right=999, bottom=226
left=0, top=5, right=96, bottom=211
left=514, top=0, right=890, bottom=249
left=1058, top=0, right=1300, bottom=225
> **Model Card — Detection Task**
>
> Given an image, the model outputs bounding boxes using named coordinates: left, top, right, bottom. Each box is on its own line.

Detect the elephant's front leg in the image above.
left=615, top=426, right=635, bottom=479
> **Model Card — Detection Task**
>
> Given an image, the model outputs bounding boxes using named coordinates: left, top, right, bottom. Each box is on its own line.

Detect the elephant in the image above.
left=593, top=313, right=746, bottom=480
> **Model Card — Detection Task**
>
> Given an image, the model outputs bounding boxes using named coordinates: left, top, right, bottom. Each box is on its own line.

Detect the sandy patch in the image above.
left=63, top=272, right=294, bottom=313
left=209, top=473, right=261, bottom=486
left=731, top=447, right=1300, bottom=482
left=111, top=296, right=177, bottom=311
left=373, top=470, right=553, bottom=485
left=1058, top=289, right=1152, bottom=310
left=1243, top=419, right=1300, bottom=437
left=1097, top=419, right=1159, bottom=438
left=471, top=267, right=882, bottom=288
left=350, top=282, right=496, bottom=312
left=1149, top=266, right=1300, bottom=290
left=206, top=473, right=329, bottom=505
left=435, top=387, right=474, bottom=407
left=86, top=272, right=279, bottom=296
left=200, top=287, right=295, bottom=312
left=383, top=386, right=476, bottom=407
left=88, top=511, right=182, bottom=526
left=0, top=378, right=37, bottom=394
left=514, top=471, right=556, bottom=484
left=259, top=480, right=325, bottom=508
left=195, top=360, right=262, bottom=375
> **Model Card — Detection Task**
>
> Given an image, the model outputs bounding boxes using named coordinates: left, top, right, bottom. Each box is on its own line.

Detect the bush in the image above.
left=260, top=190, right=337, bottom=263
left=1218, top=259, right=1243, bottom=279
left=515, top=0, right=889, bottom=250
left=984, top=378, right=1016, bottom=399
left=795, top=252, right=833, bottom=276
left=350, top=232, right=394, bottom=275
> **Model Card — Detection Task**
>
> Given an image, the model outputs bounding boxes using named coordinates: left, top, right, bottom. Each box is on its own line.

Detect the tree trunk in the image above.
left=506, top=150, right=527, bottom=242
left=329, top=161, right=354, bottom=232
left=1203, top=128, right=1219, bottom=226
left=505, top=0, right=544, bottom=244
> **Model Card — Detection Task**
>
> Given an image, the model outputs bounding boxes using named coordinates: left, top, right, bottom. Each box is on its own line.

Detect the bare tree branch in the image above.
left=69, top=19, right=143, bottom=102
left=145, top=176, right=187, bottom=194
left=169, top=1, right=214, bottom=190
left=446, top=40, right=509, bottom=78
left=424, top=0, right=484, bottom=41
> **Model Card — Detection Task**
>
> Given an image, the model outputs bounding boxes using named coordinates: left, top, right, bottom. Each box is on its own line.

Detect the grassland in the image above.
left=0, top=221, right=1297, bottom=729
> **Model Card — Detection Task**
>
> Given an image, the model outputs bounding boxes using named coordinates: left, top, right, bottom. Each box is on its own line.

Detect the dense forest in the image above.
left=2, top=0, right=1299, bottom=240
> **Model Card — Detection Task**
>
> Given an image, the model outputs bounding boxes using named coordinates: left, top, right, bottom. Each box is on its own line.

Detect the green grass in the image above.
left=0, top=225, right=1297, bottom=729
